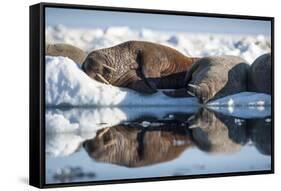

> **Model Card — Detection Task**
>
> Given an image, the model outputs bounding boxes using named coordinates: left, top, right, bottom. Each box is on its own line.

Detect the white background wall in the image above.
left=0, top=0, right=279, bottom=190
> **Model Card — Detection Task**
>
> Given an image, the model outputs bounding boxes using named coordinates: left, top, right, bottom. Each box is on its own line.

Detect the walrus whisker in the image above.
left=188, top=84, right=200, bottom=89
left=96, top=73, right=110, bottom=85
left=102, top=64, right=116, bottom=72
left=187, top=90, right=196, bottom=97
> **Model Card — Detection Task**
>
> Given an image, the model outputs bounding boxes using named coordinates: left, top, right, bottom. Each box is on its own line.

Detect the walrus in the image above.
left=247, top=117, right=272, bottom=155
left=248, top=53, right=272, bottom=94
left=83, top=124, right=193, bottom=167
left=188, top=109, right=247, bottom=154
left=82, top=41, right=199, bottom=94
left=164, top=55, right=250, bottom=103
left=46, top=43, right=87, bottom=65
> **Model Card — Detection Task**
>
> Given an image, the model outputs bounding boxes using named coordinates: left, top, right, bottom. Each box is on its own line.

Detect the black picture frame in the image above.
left=29, top=2, right=274, bottom=188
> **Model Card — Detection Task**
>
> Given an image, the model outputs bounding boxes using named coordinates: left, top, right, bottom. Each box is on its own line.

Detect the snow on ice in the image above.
left=46, top=25, right=271, bottom=64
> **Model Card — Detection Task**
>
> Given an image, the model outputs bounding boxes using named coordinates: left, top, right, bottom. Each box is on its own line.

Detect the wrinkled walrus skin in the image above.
left=248, top=53, right=271, bottom=94
left=82, top=41, right=199, bottom=94
left=164, top=55, right=250, bottom=104
left=46, top=43, right=87, bottom=65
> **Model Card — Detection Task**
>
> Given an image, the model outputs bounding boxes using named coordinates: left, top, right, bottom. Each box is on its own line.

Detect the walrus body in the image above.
left=165, top=55, right=249, bottom=103
left=83, top=124, right=193, bottom=167
left=46, top=43, right=87, bottom=65
left=189, top=109, right=247, bottom=154
left=248, top=118, right=272, bottom=155
left=248, top=53, right=271, bottom=94
left=82, top=41, right=199, bottom=94
left=189, top=109, right=271, bottom=155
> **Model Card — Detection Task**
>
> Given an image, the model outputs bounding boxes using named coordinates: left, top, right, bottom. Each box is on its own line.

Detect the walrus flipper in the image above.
left=137, top=51, right=161, bottom=93
left=120, top=70, right=157, bottom=94
left=187, top=83, right=209, bottom=104
left=177, top=60, right=207, bottom=101
left=183, top=60, right=201, bottom=87
left=129, top=80, right=158, bottom=94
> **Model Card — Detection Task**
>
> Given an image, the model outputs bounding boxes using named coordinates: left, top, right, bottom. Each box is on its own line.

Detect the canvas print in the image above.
left=44, top=7, right=272, bottom=185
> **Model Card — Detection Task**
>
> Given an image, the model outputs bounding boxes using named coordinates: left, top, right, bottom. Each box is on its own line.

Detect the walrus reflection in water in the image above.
left=188, top=109, right=248, bottom=154
left=164, top=55, right=249, bottom=103
left=82, top=41, right=199, bottom=94
left=83, top=124, right=193, bottom=167
left=248, top=118, right=272, bottom=156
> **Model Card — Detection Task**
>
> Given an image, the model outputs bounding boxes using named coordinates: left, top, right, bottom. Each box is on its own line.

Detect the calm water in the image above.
left=45, top=106, right=271, bottom=184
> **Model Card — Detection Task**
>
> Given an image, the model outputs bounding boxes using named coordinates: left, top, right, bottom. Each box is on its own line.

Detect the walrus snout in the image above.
left=82, top=140, right=93, bottom=153
left=83, top=139, right=101, bottom=154
left=83, top=127, right=116, bottom=159
left=82, top=54, right=116, bottom=85
left=82, top=57, right=102, bottom=75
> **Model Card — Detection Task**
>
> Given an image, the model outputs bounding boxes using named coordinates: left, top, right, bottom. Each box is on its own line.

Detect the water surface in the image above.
left=45, top=106, right=271, bottom=184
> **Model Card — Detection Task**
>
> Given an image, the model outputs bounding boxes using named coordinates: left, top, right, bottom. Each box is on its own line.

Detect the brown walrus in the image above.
left=248, top=53, right=272, bottom=94
left=83, top=124, right=193, bottom=167
left=188, top=109, right=247, bottom=154
left=82, top=41, right=199, bottom=94
left=164, top=55, right=249, bottom=103
left=46, top=43, right=87, bottom=65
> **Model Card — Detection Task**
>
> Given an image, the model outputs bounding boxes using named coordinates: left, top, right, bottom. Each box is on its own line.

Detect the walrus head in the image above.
left=82, top=52, right=116, bottom=85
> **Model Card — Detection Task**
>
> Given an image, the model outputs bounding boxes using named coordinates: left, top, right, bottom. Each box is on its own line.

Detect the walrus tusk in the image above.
left=188, top=84, right=200, bottom=89
left=187, top=115, right=195, bottom=122
left=102, top=64, right=117, bottom=72
left=187, top=90, right=196, bottom=97
left=188, top=124, right=199, bottom=129
left=96, top=73, right=110, bottom=85
left=98, top=127, right=110, bottom=138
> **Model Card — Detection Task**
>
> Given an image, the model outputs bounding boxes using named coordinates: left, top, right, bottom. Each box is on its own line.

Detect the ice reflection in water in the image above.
left=45, top=107, right=271, bottom=184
